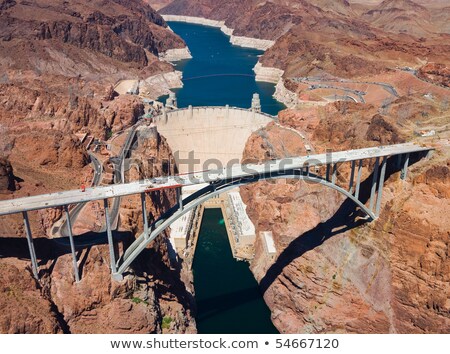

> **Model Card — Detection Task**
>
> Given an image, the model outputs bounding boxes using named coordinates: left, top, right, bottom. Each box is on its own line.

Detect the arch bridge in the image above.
left=0, top=143, right=432, bottom=282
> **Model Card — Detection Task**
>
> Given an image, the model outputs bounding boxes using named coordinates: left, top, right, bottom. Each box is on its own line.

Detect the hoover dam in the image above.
left=153, top=104, right=274, bottom=173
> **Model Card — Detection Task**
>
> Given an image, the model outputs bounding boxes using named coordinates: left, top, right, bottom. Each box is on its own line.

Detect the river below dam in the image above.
left=193, top=209, right=277, bottom=334
left=166, top=21, right=281, bottom=334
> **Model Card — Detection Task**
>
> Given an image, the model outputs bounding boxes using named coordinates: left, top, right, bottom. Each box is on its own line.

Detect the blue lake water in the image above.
left=166, top=21, right=285, bottom=116
left=166, top=22, right=280, bottom=334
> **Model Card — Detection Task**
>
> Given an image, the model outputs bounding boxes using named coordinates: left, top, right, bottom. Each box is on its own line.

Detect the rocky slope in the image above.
left=0, top=0, right=196, bottom=334
left=361, top=0, right=435, bottom=37
left=240, top=99, right=449, bottom=333
left=0, top=127, right=196, bottom=333
left=417, top=63, right=450, bottom=88
left=0, top=0, right=188, bottom=179
left=157, top=0, right=449, bottom=80
left=0, top=158, right=15, bottom=192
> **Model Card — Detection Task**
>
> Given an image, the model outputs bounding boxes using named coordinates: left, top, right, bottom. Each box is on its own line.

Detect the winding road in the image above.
left=53, top=125, right=139, bottom=238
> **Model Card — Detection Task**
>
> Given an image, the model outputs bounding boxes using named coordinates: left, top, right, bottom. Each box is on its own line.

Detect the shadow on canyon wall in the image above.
left=259, top=152, right=429, bottom=294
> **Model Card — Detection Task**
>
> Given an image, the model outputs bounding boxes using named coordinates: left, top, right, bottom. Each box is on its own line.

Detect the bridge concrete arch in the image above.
left=0, top=143, right=431, bottom=282
left=114, top=171, right=377, bottom=279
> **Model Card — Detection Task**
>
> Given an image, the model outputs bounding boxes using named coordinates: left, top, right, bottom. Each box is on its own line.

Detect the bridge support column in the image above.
left=22, top=211, right=39, bottom=280
left=355, top=160, right=363, bottom=199
left=349, top=160, right=356, bottom=193
left=396, top=154, right=402, bottom=170
left=140, top=193, right=149, bottom=240
left=401, top=153, right=410, bottom=180
left=64, top=205, right=80, bottom=283
left=369, top=157, right=380, bottom=212
left=103, top=199, right=117, bottom=274
left=326, top=163, right=331, bottom=182
left=177, top=187, right=183, bottom=211
left=375, top=157, right=387, bottom=217
left=332, top=163, right=338, bottom=185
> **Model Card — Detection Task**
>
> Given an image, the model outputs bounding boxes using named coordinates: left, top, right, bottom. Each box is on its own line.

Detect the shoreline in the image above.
left=162, top=14, right=298, bottom=109
left=253, top=62, right=299, bottom=108
left=162, top=14, right=275, bottom=51
left=159, top=47, right=192, bottom=62
left=114, top=70, right=184, bottom=100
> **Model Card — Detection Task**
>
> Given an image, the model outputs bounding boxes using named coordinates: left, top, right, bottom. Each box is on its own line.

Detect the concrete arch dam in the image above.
left=153, top=106, right=275, bottom=173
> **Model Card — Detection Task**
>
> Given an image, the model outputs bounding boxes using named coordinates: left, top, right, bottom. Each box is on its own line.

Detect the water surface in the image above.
left=166, top=21, right=285, bottom=116
left=166, top=22, right=281, bottom=334
left=193, top=209, right=278, bottom=334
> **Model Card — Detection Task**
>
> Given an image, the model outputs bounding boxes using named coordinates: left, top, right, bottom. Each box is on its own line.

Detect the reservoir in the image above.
left=167, top=21, right=285, bottom=116
left=166, top=21, right=281, bottom=334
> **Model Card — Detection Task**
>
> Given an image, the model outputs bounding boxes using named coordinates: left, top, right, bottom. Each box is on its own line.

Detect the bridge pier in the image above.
left=396, top=154, right=402, bottom=170
left=305, top=164, right=310, bottom=176
left=177, top=187, right=183, bottom=211
left=326, top=163, right=331, bottom=182
left=141, top=193, right=149, bottom=240
left=375, top=157, right=388, bottom=217
left=354, top=159, right=363, bottom=199
left=349, top=160, right=356, bottom=193
left=22, top=211, right=39, bottom=280
left=103, top=199, right=117, bottom=274
left=369, top=157, right=380, bottom=212
left=332, top=163, right=338, bottom=185
left=401, top=153, right=410, bottom=180
left=64, top=205, right=80, bottom=283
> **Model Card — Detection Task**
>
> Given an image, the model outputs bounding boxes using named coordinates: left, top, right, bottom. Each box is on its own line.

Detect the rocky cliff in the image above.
left=0, top=127, right=196, bottom=333
left=417, top=63, right=450, bottom=88
left=0, top=0, right=196, bottom=334
left=0, top=158, right=15, bottom=192
left=240, top=102, right=449, bottom=333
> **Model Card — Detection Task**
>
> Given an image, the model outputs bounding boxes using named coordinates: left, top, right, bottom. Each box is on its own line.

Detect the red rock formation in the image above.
left=241, top=106, right=450, bottom=333
left=417, top=63, right=450, bottom=88
left=361, top=0, right=435, bottom=37
left=0, top=0, right=196, bottom=334
left=0, top=260, right=64, bottom=333
left=0, top=158, right=15, bottom=192
left=0, top=127, right=196, bottom=333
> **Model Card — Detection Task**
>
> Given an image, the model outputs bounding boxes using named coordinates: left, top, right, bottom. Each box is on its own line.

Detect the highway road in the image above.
left=59, top=126, right=138, bottom=236
left=293, top=76, right=399, bottom=100
left=89, top=152, right=103, bottom=187
left=55, top=151, right=104, bottom=237
left=108, top=125, right=138, bottom=230
left=0, top=143, right=432, bottom=217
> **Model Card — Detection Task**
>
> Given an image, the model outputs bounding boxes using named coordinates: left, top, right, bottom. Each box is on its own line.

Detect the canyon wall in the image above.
left=0, top=0, right=197, bottom=334
left=240, top=103, right=450, bottom=333
left=158, top=0, right=450, bottom=81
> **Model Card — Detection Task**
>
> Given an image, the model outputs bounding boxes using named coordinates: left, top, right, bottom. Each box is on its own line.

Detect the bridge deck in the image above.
left=0, top=143, right=431, bottom=216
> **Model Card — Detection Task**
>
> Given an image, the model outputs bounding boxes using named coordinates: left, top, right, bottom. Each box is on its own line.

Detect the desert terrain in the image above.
left=0, top=0, right=448, bottom=334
